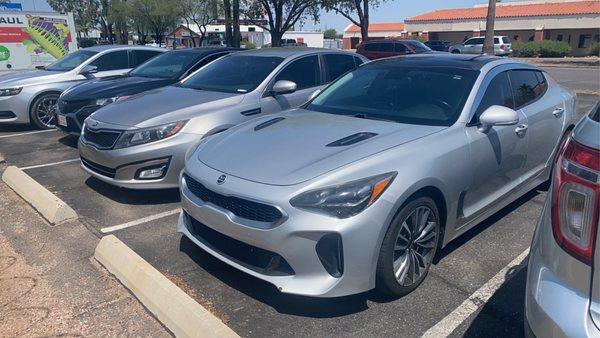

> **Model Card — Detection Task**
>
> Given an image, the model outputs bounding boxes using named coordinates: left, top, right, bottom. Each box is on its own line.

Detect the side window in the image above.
left=363, top=43, right=377, bottom=51
left=379, top=42, right=394, bottom=52
left=476, top=37, right=485, bottom=45
left=90, top=50, right=129, bottom=71
left=464, top=38, right=475, bottom=45
left=323, top=54, right=356, bottom=82
left=473, top=71, right=514, bottom=122
left=274, top=55, right=320, bottom=90
left=189, top=53, right=227, bottom=74
left=353, top=56, right=364, bottom=66
left=394, top=43, right=408, bottom=53
left=131, top=50, right=162, bottom=67
left=509, top=70, right=547, bottom=108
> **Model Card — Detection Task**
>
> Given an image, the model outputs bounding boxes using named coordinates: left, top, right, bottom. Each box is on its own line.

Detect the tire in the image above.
left=451, top=49, right=460, bottom=54
left=376, top=196, right=440, bottom=296
left=30, top=92, right=60, bottom=129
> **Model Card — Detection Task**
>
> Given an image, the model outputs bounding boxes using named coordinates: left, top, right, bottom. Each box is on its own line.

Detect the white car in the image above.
left=451, top=36, right=512, bottom=56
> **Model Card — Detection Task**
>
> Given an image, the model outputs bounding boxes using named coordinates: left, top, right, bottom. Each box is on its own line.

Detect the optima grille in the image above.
left=82, top=127, right=121, bottom=150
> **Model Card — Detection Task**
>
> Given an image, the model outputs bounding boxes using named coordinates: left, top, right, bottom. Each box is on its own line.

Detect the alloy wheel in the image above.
left=35, top=95, right=58, bottom=128
left=392, top=205, right=438, bottom=286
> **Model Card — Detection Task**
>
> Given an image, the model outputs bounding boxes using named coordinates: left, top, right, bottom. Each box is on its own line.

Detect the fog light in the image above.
left=138, top=165, right=166, bottom=180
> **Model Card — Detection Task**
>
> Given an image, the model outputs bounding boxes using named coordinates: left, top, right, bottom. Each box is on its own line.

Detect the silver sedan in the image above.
left=179, top=54, right=578, bottom=297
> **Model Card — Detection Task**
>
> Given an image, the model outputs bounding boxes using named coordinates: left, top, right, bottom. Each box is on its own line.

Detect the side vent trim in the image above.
left=326, top=132, right=378, bottom=147
left=254, top=117, right=285, bottom=131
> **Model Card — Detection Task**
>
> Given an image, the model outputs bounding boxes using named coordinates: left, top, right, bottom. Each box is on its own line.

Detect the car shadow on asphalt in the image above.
left=433, top=187, right=544, bottom=265
left=85, top=177, right=181, bottom=205
left=57, top=134, right=78, bottom=148
left=179, top=235, right=400, bottom=318
left=0, top=124, right=35, bottom=133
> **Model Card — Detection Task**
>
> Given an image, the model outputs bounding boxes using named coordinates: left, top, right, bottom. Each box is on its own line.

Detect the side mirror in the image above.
left=271, top=80, right=297, bottom=96
left=79, top=65, right=98, bottom=78
left=478, top=105, right=519, bottom=132
left=308, top=89, right=321, bottom=101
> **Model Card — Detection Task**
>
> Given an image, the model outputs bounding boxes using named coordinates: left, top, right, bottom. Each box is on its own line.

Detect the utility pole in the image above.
left=483, top=0, right=497, bottom=55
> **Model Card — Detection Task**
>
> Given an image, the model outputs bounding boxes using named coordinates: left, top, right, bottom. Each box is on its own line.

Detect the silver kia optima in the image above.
left=178, top=54, right=578, bottom=297
left=78, top=48, right=366, bottom=189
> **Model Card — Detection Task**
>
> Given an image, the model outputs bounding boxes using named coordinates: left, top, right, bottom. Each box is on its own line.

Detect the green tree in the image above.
left=180, top=0, right=221, bottom=46
left=130, top=0, right=179, bottom=46
left=321, top=0, right=385, bottom=43
left=109, top=0, right=130, bottom=44
left=323, top=28, right=337, bottom=39
left=47, top=0, right=98, bottom=38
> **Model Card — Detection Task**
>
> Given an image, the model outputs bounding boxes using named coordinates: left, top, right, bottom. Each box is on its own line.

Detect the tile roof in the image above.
left=345, top=22, right=405, bottom=33
left=405, top=0, right=600, bottom=22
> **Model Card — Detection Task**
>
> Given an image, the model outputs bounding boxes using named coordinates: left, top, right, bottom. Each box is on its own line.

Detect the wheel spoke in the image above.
left=394, top=252, right=409, bottom=282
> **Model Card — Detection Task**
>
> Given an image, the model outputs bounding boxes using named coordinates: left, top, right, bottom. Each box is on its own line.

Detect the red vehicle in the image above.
left=356, top=39, right=433, bottom=60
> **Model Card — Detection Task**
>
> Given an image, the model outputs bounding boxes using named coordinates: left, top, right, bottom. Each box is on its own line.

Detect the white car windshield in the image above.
left=45, top=50, right=98, bottom=71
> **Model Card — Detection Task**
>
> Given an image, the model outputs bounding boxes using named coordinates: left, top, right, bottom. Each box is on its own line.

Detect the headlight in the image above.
left=290, top=172, right=397, bottom=218
left=0, top=87, right=22, bottom=96
left=95, top=97, right=119, bottom=106
left=114, top=121, right=187, bottom=149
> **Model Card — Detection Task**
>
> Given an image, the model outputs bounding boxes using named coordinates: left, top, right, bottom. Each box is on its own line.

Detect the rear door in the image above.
left=260, top=54, right=323, bottom=114
left=509, top=69, right=565, bottom=179
left=322, top=53, right=358, bottom=82
left=130, top=49, right=163, bottom=68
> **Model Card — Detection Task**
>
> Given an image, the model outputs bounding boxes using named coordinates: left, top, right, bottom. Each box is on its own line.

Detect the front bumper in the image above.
left=177, top=166, right=395, bottom=298
left=0, top=93, right=30, bottom=124
left=78, top=132, right=202, bottom=189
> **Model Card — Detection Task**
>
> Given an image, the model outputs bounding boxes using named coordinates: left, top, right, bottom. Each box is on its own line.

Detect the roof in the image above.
left=406, top=0, right=600, bottom=22
left=370, top=53, right=510, bottom=71
left=345, top=22, right=405, bottom=33
left=169, top=47, right=243, bottom=55
left=237, top=47, right=355, bottom=58
left=83, top=45, right=166, bottom=52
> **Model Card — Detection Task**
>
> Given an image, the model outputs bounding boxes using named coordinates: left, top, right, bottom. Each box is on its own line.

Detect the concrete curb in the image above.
left=95, top=235, right=239, bottom=338
left=0, top=151, right=4, bottom=164
left=2, top=166, right=77, bottom=225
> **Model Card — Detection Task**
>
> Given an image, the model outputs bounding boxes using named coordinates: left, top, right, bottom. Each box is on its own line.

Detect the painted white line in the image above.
left=0, top=129, right=56, bottom=139
left=101, top=209, right=181, bottom=233
left=20, top=158, right=80, bottom=170
left=422, top=248, right=530, bottom=338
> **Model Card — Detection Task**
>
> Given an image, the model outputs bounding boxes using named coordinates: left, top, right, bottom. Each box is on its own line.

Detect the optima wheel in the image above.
left=376, top=196, right=440, bottom=296
left=30, top=93, right=60, bottom=129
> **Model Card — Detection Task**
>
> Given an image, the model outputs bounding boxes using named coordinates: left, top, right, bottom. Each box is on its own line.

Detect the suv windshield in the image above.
left=406, top=40, right=431, bottom=53
left=45, top=50, right=98, bottom=71
left=306, top=63, right=478, bottom=126
left=130, top=51, right=200, bottom=79
left=180, top=55, right=283, bottom=93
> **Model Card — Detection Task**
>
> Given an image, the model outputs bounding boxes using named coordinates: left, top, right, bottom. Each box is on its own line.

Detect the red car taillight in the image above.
left=551, top=138, right=600, bottom=264
left=500, top=44, right=506, bottom=50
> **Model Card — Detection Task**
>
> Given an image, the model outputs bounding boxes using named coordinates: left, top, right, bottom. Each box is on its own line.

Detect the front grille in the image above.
left=75, top=105, right=101, bottom=125
left=184, top=174, right=283, bottom=224
left=81, top=157, right=116, bottom=178
left=186, top=213, right=295, bottom=276
left=58, top=99, right=91, bottom=115
left=82, top=127, right=121, bottom=150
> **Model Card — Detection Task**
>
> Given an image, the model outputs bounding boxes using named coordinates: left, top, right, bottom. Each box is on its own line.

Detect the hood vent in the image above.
left=254, top=117, right=285, bottom=131
left=326, top=132, right=378, bottom=147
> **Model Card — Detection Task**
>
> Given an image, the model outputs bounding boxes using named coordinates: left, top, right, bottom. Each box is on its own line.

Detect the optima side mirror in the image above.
left=271, top=80, right=297, bottom=96
left=478, top=105, right=519, bottom=132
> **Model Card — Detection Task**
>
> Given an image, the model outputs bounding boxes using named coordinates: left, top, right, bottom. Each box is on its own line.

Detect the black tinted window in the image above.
left=394, top=43, right=408, bottom=52
left=354, top=56, right=364, bottom=66
left=275, top=55, right=320, bottom=90
left=131, top=50, right=162, bottom=67
left=474, top=72, right=514, bottom=121
left=130, top=51, right=202, bottom=79
left=509, top=70, right=547, bottom=108
left=324, top=54, right=356, bottom=82
left=364, top=42, right=393, bottom=52
left=90, top=50, right=129, bottom=71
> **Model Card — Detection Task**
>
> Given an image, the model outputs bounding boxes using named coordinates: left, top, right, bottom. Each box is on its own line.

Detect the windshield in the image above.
left=180, top=55, right=283, bottom=93
left=306, top=64, right=478, bottom=126
left=406, top=40, right=432, bottom=53
left=45, top=50, right=98, bottom=71
left=130, top=51, right=201, bottom=79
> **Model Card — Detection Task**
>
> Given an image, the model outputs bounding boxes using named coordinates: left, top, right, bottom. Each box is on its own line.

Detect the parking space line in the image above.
left=101, top=209, right=181, bottom=233
left=422, top=248, right=530, bottom=338
left=0, top=129, right=56, bottom=139
left=20, top=158, right=80, bottom=170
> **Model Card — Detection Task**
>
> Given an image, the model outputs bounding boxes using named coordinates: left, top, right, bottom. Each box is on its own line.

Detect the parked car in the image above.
left=56, top=47, right=241, bottom=136
left=78, top=48, right=367, bottom=189
left=178, top=54, right=577, bottom=298
left=424, top=40, right=451, bottom=52
left=450, top=36, right=512, bottom=56
left=0, top=45, right=165, bottom=129
left=356, top=39, right=432, bottom=60
left=525, top=102, right=599, bottom=337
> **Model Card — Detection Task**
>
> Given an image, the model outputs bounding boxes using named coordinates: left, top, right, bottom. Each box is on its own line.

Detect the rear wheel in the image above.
left=376, top=196, right=440, bottom=296
left=30, top=93, right=59, bottom=129
left=451, top=49, right=460, bottom=54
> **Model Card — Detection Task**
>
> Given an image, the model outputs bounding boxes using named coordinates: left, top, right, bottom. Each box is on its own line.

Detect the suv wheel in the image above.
left=30, top=93, right=59, bottom=129
left=376, top=196, right=440, bottom=296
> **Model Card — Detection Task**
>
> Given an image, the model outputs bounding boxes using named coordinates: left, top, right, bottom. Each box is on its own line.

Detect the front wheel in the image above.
left=30, top=93, right=59, bottom=129
left=451, top=49, right=461, bottom=54
left=376, top=196, right=440, bottom=296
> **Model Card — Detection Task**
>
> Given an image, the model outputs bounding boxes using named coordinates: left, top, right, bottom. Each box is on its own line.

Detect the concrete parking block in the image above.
left=2, top=166, right=77, bottom=225
left=95, top=235, right=239, bottom=338
left=0, top=151, right=4, bottom=163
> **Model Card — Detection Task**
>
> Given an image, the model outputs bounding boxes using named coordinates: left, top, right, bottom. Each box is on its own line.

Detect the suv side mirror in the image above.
left=272, top=80, right=297, bottom=96
left=478, top=105, right=519, bottom=132
left=79, top=65, right=98, bottom=78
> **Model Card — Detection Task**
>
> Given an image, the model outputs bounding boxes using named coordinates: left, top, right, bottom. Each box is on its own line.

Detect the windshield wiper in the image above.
left=352, top=113, right=396, bottom=123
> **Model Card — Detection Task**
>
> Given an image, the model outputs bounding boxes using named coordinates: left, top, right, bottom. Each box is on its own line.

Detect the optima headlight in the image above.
left=290, top=172, right=397, bottom=218
left=114, top=121, right=187, bottom=149
left=0, top=87, right=22, bottom=96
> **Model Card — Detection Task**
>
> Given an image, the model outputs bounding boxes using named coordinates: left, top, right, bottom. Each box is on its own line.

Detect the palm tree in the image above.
left=483, top=0, right=497, bottom=55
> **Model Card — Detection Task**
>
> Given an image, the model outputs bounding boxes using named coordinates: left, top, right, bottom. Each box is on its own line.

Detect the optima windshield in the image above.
left=306, top=64, right=478, bottom=126
left=130, top=51, right=200, bottom=79
left=180, top=55, right=283, bottom=93
left=45, top=50, right=98, bottom=71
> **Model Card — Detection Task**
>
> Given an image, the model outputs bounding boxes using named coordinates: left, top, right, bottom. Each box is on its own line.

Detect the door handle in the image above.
left=515, top=124, right=528, bottom=136
left=553, top=107, right=564, bottom=118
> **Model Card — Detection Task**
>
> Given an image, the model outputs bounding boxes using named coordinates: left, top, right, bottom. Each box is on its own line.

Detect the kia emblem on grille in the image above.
left=217, top=175, right=226, bottom=185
